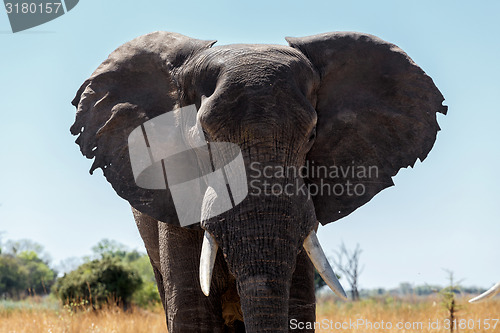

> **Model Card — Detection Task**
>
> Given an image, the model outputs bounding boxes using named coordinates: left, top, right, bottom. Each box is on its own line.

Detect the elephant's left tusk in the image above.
left=303, top=230, right=348, bottom=300
left=469, top=281, right=500, bottom=303
left=199, top=230, right=218, bottom=296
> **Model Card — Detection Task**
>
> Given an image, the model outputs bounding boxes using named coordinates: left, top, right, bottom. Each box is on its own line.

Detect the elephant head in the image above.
left=70, top=31, right=446, bottom=332
left=469, top=282, right=500, bottom=303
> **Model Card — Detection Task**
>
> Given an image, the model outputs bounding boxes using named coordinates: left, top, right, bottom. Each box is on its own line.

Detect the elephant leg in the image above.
left=132, top=208, right=168, bottom=313
left=151, top=264, right=167, bottom=312
left=288, top=249, right=316, bottom=332
left=159, top=222, right=228, bottom=333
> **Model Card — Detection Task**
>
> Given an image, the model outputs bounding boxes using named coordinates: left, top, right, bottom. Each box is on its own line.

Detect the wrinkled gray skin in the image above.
left=71, top=31, right=446, bottom=332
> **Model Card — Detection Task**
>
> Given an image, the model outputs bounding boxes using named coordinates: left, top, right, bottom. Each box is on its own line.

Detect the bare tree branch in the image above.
left=332, top=242, right=364, bottom=301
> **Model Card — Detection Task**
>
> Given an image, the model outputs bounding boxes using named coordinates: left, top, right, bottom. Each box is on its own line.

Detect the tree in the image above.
left=58, top=257, right=83, bottom=275
left=0, top=231, right=5, bottom=255
left=440, top=270, right=462, bottom=333
left=91, top=239, right=129, bottom=260
left=128, top=255, right=161, bottom=307
left=4, top=239, right=44, bottom=255
left=0, top=254, right=28, bottom=299
left=0, top=244, right=57, bottom=299
left=3, top=239, right=52, bottom=264
left=54, top=257, right=142, bottom=309
left=399, top=282, right=414, bottom=295
left=332, top=242, right=364, bottom=301
left=87, top=239, right=160, bottom=308
left=17, top=251, right=56, bottom=295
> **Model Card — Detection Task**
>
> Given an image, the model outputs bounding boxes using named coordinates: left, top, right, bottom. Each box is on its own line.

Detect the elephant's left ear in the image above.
left=286, top=32, right=447, bottom=225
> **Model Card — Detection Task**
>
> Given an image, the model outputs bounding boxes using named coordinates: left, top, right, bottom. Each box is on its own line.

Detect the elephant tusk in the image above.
left=199, top=230, right=218, bottom=296
left=303, top=230, right=348, bottom=300
left=469, top=281, right=500, bottom=303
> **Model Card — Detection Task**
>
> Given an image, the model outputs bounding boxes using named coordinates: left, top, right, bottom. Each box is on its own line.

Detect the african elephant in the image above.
left=469, top=282, right=500, bottom=303
left=70, top=31, right=446, bottom=332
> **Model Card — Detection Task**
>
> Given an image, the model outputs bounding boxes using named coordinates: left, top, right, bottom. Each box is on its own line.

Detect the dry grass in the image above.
left=0, top=299, right=166, bottom=333
left=316, top=294, right=500, bottom=332
left=1, top=296, right=498, bottom=332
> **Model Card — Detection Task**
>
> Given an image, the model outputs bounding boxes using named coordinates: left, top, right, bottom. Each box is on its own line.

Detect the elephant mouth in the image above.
left=199, top=228, right=347, bottom=300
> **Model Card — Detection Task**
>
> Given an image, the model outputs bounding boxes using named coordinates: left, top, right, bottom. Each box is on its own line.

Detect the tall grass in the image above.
left=1, top=295, right=498, bottom=332
left=0, top=297, right=166, bottom=333
left=316, top=294, right=500, bottom=332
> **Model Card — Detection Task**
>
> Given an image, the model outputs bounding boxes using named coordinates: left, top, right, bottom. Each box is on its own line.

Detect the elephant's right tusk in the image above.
left=303, top=230, right=348, bottom=300
left=199, top=230, right=218, bottom=296
left=469, top=281, right=500, bottom=303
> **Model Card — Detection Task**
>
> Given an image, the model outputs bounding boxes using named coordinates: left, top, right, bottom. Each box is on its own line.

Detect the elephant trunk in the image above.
left=228, top=230, right=297, bottom=333
left=237, top=275, right=291, bottom=332
left=203, top=194, right=314, bottom=332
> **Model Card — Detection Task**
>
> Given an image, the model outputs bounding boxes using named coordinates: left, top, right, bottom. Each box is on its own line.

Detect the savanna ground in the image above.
left=0, top=295, right=498, bottom=333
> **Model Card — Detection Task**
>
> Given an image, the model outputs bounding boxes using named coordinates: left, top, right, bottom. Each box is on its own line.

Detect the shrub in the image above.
left=54, top=257, right=141, bottom=309
left=126, top=255, right=161, bottom=308
left=0, top=251, right=56, bottom=299
left=0, top=255, right=28, bottom=299
left=18, top=251, right=56, bottom=295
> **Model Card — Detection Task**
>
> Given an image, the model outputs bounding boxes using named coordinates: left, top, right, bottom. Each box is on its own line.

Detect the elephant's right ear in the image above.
left=287, top=32, right=447, bottom=225
left=70, top=31, right=216, bottom=225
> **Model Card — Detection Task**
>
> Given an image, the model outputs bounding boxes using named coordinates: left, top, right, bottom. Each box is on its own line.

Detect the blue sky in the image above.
left=0, top=0, right=499, bottom=290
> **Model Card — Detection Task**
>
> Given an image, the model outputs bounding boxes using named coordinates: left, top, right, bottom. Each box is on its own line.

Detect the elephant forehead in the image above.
left=192, top=44, right=318, bottom=86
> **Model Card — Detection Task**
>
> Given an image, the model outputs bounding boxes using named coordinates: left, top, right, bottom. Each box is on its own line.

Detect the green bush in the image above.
left=126, top=255, right=161, bottom=308
left=0, top=251, right=56, bottom=299
left=90, top=239, right=161, bottom=308
left=54, top=257, right=142, bottom=309
left=18, top=251, right=56, bottom=295
left=0, top=255, right=28, bottom=299
left=132, top=280, right=161, bottom=309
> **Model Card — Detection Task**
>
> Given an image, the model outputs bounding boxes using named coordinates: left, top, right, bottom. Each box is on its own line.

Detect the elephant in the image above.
left=469, top=282, right=500, bottom=303
left=70, top=31, right=446, bottom=332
